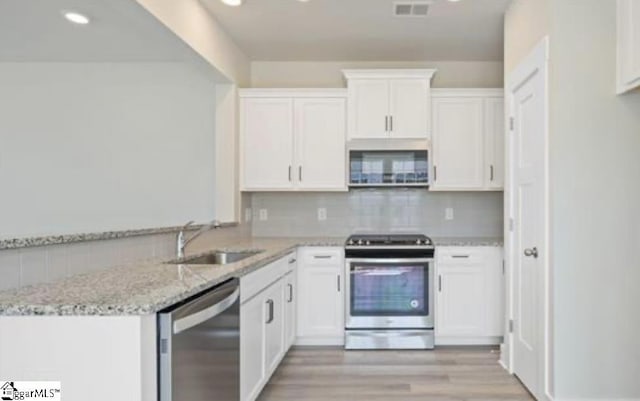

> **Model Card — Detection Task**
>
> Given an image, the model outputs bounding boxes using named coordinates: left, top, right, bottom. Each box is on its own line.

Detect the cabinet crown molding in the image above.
left=431, top=88, right=504, bottom=97
left=342, top=69, right=437, bottom=80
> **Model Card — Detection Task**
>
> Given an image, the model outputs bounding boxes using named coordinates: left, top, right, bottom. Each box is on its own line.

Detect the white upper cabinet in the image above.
left=484, top=97, right=505, bottom=189
left=344, top=70, right=436, bottom=140
left=617, top=0, right=640, bottom=94
left=389, top=78, right=431, bottom=138
left=241, top=97, right=295, bottom=190
left=295, top=98, right=347, bottom=190
left=431, top=89, right=505, bottom=191
left=348, top=79, right=389, bottom=139
left=431, top=96, right=485, bottom=190
left=240, top=89, right=347, bottom=192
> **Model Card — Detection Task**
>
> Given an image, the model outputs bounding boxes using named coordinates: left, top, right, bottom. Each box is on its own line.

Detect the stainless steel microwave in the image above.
left=348, top=150, right=429, bottom=187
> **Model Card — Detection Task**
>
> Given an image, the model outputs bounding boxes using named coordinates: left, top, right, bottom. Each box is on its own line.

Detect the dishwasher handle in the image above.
left=172, top=283, right=240, bottom=335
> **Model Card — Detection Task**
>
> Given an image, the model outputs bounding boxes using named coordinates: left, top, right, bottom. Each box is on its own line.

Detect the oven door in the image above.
left=345, top=258, right=434, bottom=329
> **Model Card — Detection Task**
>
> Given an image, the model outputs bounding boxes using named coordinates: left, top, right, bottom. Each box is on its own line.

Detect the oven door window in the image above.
left=350, top=262, right=429, bottom=316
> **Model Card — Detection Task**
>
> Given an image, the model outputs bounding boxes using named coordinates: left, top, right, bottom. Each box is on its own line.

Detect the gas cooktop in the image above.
left=345, top=234, right=433, bottom=247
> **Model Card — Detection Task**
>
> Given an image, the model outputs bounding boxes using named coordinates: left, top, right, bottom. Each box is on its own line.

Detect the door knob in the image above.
left=524, top=247, right=539, bottom=258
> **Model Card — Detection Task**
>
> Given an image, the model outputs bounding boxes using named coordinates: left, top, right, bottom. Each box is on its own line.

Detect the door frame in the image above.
left=503, top=37, right=552, bottom=401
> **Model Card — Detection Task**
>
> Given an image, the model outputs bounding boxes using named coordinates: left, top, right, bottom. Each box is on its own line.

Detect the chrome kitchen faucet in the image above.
left=176, top=220, right=221, bottom=259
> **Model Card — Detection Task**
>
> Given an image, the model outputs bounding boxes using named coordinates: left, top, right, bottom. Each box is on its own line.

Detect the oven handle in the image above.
left=346, top=258, right=433, bottom=264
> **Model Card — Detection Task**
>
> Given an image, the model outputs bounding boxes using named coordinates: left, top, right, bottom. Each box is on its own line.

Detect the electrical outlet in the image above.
left=445, top=207, right=454, bottom=220
left=317, top=208, right=327, bottom=221
left=244, top=208, right=252, bottom=222
left=259, top=209, right=268, bottom=221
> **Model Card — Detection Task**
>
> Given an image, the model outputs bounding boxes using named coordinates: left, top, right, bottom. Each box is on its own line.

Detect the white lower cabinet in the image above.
left=296, top=247, right=345, bottom=345
left=240, top=253, right=297, bottom=401
left=435, top=246, right=504, bottom=345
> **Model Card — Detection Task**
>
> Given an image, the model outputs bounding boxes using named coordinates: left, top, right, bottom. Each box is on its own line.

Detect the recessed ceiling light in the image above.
left=220, top=0, right=242, bottom=6
left=62, top=11, right=90, bottom=25
left=447, top=0, right=462, bottom=2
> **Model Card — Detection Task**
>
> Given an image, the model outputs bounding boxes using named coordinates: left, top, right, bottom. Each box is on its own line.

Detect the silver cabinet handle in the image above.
left=288, top=166, right=292, bottom=182
left=288, top=258, right=296, bottom=264
left=438, top=275, right=442, bottom=292
left=313, top=255, right=332, bottom=259
left=490, top=165, right=494, bottom=181
left=287, top=284, right=293, bottom=303
left=433, top=165, right=437, bottom=181
left=452, top=255, right=470, bottom=259
left=298, top=166, right=302, bottom=181
left=337, top=275, right=341, bottom=292
left=385, top=116, right=389, bottom=132
left=524, top=247, right=539, bottom=258
left=266, top=299, right=274, bottom=324
left=390, top=116, right=393, bottom=132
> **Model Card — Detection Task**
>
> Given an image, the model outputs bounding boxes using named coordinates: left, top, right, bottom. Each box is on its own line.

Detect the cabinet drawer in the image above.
left=437, top=247, right=487, bottom=265
left=299, top=247, right=343, bottom=266
left=241, top=254, right=292, bottom=303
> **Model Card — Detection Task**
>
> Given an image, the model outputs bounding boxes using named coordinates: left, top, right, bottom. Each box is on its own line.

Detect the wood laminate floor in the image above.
left=257, top=347, right=534, bottom=401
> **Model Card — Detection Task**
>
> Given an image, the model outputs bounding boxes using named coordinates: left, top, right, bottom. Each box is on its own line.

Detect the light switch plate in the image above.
left=445, top=207, right=454, bottom=220
left=317, top=208, right=327, bottom=221
left=259, top=209, right=268, bottom=221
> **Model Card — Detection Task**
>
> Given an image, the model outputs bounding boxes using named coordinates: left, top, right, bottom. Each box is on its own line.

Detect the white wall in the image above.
left=0, top=62, right=218, bottom=239
left=504, top=0, right=550, bottom=75
left=250, top=61, right=504, bottom=88
left=136, top=0, right=251, bottom=86
left=548, top=1, right=640, bottom=398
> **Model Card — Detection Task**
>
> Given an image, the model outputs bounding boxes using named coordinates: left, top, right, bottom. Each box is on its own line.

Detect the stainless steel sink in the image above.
left=170, top=250, right=262, bottom=265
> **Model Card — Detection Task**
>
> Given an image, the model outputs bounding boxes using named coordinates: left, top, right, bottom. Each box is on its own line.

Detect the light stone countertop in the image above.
left=433, top=237, right=504, bottom=247
left=0, top=236, right=502, bottom=317
left=0, top=237, right=344, bottom=317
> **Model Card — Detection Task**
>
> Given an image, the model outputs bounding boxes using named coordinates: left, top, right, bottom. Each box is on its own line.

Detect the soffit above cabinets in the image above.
left=200, top=0, right=511, bottom=61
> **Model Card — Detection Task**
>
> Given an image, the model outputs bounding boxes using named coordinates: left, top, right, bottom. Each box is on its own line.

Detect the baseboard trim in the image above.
left=295, top=336, right=344, bottom=346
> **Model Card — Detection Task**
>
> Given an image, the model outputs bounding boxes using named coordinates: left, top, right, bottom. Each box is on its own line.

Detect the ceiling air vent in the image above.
left=393, top=1, right=432, bottom=17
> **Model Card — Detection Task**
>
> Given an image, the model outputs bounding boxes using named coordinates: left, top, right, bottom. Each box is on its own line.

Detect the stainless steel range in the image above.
left=345, top=234, right=435, bottom=350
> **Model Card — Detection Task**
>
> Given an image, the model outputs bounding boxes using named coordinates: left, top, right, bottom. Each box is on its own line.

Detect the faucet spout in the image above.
left=176, top=219, right=221, bottom=259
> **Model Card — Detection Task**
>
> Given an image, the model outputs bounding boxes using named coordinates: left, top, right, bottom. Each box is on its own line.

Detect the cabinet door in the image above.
left=484, top=97, right=505, bottom=190
left=263, top=280, right=285, bottom=377
left=485, top=248, right=505, bottom=337
left=297, top=265, right=344, bottom=338
left=294, top=98, right=347, bottom=190
left=347, top=79, right=389, bottom=139
left=617, top=0, right=640, bottom=94
left=240, top=294, right=265, bottom=401
left=284, top=269, right=297, bottom=348
left=436, top=264, right=486, bottom=337
left=389, top=79, right=429, bottom=139
left=431, top=97, right=485, bottom=190
left=241, top=98, right=294, bottom=190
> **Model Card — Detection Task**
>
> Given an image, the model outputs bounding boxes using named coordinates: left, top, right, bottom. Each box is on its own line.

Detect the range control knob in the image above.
left=365, top=240, right=371, bottom=246
left=357, top=239, right=364, bottom=245
left=347, top=239, right=355, bottom=245
left=416, top=239, right=422, bottom=245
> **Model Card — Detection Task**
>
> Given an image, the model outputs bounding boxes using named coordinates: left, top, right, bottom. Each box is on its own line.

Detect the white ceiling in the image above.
left=201, top=0, right=512, bottom=62
left=0, top=0, right=197, bottom=62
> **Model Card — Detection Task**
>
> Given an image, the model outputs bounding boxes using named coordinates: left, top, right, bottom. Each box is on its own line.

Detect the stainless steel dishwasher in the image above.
left=158, top=278, right=240, bottom=401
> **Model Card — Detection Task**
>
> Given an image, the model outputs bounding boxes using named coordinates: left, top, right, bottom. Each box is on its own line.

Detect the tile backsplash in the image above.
left=251, top=189, right=504, bottom=238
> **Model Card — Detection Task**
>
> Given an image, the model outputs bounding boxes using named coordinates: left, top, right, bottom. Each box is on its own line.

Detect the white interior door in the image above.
left=509, top=39, right=548, bottom=400
left=294, top=98, right=346, bottom=190
left=389, top=79, right=429, bottom=139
